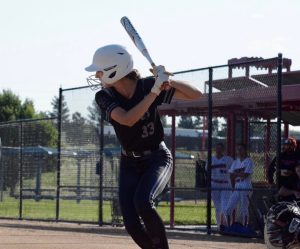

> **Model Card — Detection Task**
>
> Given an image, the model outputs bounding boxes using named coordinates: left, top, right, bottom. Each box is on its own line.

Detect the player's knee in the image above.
left=123, top=218, right=142, bottom=233
left=134, top=195, right=153, bottom=215
left=223, top=206, right=231, bottom=216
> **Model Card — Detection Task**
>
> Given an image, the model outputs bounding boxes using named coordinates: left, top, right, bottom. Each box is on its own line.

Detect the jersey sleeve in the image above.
left=228, top=161, right=236, bottom=173
left=156, top=88, right=176, bottom=105
left=244, top=158, right=254, bottom=174
left=281, top=175, right=298, bottom=190
left=142, top=77, right=175, bottom=105
left=95, top=90, right=119, bottom=122
left=226, top=156, right=234, bottom=168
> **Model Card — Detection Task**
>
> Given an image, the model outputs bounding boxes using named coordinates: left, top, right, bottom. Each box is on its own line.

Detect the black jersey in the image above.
left=95, top=77, right=175, bottom=152
left=267, top=151, right=299, bottom=186
left=279, top=174, right=300, bottom=202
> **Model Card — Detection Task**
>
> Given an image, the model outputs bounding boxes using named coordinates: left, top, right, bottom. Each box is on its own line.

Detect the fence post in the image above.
left=276, top=54, right=283, bottom=189
left=0, top=137, right=3, bottom=202
left=206, top=67, right=213, bottom=234
left=19, top=122, right=23, bottom=220
left=170, top=113, right=176, bottom=228
left=56, top=87, right=62, bottom=221
left=98, top=110, right=104, bottom=226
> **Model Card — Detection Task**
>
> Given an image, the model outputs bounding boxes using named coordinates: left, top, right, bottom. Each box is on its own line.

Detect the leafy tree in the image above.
left=194, top=116, right=203, bottom=129
left=161, top=116, right=167, bottom=127
left=0, top=89, right=36, bottom=122
left=218, top=123, right=227, bottom=137
left=23, top=121, right=58, bottom=147
left=0, top=89, right=57, bottom=147
left=37, top=111, right=51, bottom=118
left=19, top=99, right=35, bottom=119
left=212, top=118, right=219, bottom=136
left=0, top=90, right=58, bottom=195
left=178, top=116, right=194, bottom=129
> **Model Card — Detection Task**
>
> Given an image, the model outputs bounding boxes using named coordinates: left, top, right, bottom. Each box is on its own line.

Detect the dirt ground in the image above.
left=0, top=219, right=266, bottom=249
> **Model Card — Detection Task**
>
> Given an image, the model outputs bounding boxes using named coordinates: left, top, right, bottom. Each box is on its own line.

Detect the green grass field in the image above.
left=0, top=196, right=215, bottom=225
left=2, top=150, right=267, bottom=227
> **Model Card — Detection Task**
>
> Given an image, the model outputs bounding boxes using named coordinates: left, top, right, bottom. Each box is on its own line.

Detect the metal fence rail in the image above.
left=0, top=55, right=284, bottom=235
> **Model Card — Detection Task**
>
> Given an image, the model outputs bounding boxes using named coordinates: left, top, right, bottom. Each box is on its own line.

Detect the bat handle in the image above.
left=150, top=63, right=174, bottom=76
left=149, top=67, right=174, bottom=77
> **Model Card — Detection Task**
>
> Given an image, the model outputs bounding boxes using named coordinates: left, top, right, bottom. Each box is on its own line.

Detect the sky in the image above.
left=0, top=0, right=299, bottom=112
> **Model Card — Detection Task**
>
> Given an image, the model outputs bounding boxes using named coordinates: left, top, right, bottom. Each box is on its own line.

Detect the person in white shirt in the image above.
left=225, top=143, right=254, bottom=227
left=210, top=143, right=233, bottom=228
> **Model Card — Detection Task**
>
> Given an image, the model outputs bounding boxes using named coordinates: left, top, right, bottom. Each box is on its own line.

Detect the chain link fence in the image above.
left=209, top=58, right=280, bottom=233
left=0, top=118, right=57, bottom=220
left=0, top=56, right=284, bottom=236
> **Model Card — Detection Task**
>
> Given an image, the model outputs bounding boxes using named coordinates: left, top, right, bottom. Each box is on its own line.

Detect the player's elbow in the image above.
left=184, top=89, right=203, bottom=100
left=124, top=121, right=136, bottom=127
left=118, top=118, right=136, bottom=127
left=111, top=109, right=137, bottom=127
left=190, top=89, right=203, bottom=100
left=119, top=115, right=137, bottom=127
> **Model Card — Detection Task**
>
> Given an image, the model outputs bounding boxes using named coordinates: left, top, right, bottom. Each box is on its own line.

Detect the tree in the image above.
left=0, top=89, right=36, bottom=122
left=178, top=116, right=194, bottom=129
left=37, top=111, right=51, bottom=118
left=19, top=99, right=35, bottom=119
left=0, top=90, right=58, bottom=196
left=194, top=116, right=203, bottom=129
left=160, top=116, right=167, bottom=127
left=51, top=95, right=70, bottom=123
left=0, top=89, right=57, bottom=147
left=72, top=112, right=86, bottom=127
left=212, top=118, right=219, bottom=136
left=218, top=123, right=227, bottom=137
left=87, top=100, right=110, bottom=126
left=87, top=100, right=101, bottom=126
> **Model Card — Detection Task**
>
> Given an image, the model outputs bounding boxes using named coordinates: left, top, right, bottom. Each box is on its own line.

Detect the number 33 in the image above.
left=141, top=122, right=155, bottom=138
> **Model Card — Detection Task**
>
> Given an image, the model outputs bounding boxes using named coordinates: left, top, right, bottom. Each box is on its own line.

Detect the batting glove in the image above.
left=151, top=65, right=169, bottom=95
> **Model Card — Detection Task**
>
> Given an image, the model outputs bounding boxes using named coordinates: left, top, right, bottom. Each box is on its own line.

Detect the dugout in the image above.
left=159, top=57, right=300, bottom=175
left=158, top=56, right=300, bottom=230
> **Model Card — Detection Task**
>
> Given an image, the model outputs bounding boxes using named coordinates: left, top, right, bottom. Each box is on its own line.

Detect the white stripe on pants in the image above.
left=225, top=188, right=252, bottom=226
left=211, top=183, right=231, bottom=226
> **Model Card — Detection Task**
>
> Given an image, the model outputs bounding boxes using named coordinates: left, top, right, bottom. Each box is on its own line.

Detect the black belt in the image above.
left=122, top=141, right=166, bottom=158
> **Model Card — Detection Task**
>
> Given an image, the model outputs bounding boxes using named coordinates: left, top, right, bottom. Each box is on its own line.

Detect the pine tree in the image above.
left=51, top=95, right=70, bottom=123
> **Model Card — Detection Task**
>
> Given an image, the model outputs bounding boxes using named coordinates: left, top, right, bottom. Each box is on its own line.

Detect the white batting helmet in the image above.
left=85, top=44, right=133, bottom=86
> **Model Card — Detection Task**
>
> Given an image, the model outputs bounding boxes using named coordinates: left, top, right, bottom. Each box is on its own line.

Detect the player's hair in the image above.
left=124, top=69, right=141, bottom=81
left=237, top=143, right=248, bottom=151
left=216, top=142, right=224, bottom=148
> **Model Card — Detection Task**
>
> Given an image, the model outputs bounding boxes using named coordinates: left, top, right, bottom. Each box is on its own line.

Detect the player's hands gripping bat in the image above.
left=120, top=16, right=173, bottom=77
left=151, top=65, right=170, bottom=95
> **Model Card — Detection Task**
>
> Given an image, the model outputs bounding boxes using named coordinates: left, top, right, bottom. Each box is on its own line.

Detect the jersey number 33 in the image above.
left=141, top=122, right=155, bottom=138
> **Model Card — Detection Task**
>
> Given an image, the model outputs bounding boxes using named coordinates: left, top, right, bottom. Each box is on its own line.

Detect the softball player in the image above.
left=210, top=143, right=233, bottom=228
left=85, top=45, right=202, bottom=249
left=225, top=144, right=254, bottom=227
